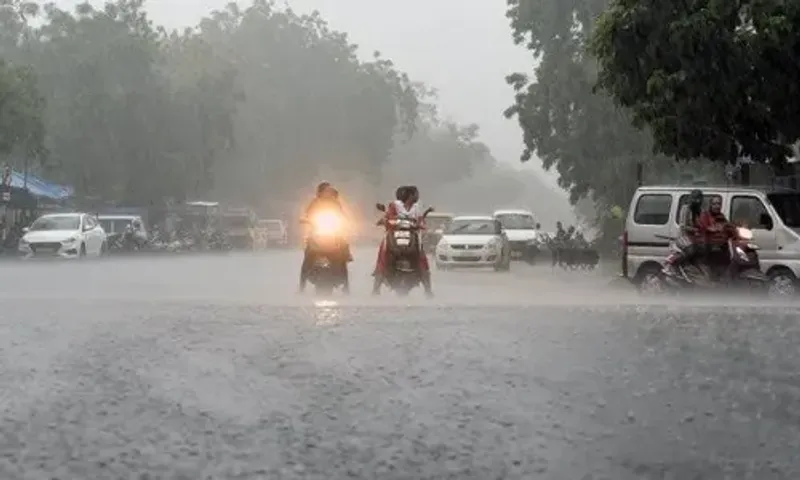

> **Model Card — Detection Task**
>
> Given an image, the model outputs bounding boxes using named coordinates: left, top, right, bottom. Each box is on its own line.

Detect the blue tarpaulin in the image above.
left=9, top=171, right=73, bottom=201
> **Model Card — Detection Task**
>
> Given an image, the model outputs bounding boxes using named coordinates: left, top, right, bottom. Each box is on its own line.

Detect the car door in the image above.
left=84, top=215, right=101, bottom=255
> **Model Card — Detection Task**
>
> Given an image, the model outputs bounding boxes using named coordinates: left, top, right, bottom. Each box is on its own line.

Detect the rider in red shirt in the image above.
left=372, top=186, right=433, bottom=296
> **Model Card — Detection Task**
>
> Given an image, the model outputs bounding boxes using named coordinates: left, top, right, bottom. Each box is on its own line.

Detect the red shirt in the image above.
left=697, top=211, right=729, bottom=245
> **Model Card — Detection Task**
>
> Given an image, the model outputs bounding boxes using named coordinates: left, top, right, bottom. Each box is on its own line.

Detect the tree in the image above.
left=504, top=0, right=659, bottom=212
left=0, top=58, right=44, bottom=159
left=590, top=0, right=800, bottom=164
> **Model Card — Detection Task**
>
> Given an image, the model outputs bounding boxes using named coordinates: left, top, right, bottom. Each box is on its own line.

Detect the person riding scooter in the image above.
left=299, top=182, right=351, bottom=293
left=373, top=185, right=433, bottom=297
left=663, top=189, right=704, bottom=277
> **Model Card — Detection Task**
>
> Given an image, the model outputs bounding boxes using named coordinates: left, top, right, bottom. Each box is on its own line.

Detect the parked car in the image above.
left=98, top=214, right=148, bottom=251
left=18, top=212, right=107, bottom=259
left=260, top=219, right=288, bottom=247
left=434, top=215, right=510, bottom=271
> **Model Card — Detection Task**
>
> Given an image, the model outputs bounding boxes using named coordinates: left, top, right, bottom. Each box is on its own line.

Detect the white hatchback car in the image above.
left=435, top=215, right=511, bottom=271
left=19, top=213, right=107, bottom=259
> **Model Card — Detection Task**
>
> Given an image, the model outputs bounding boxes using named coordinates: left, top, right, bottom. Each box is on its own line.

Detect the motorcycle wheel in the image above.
left=315, top=283, right=334, bottom=296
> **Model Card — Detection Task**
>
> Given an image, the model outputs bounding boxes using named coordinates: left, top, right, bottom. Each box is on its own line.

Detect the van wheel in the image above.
left=635, top=264, right=665, bottom=295
left=768, top=268, right=796, bottom=299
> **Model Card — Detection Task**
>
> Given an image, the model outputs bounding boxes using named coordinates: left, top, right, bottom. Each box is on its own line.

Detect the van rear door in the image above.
left=626, top=191, right=675, bottom=276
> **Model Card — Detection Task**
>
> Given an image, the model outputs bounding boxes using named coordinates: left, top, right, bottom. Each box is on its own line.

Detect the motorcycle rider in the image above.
left=299, top=182, right=351, bottom=293
left=697, top=195, right=732, bottom=274
left=663, top=189, right=704, bottom=277
left=373, top=185, right=434, bottom=297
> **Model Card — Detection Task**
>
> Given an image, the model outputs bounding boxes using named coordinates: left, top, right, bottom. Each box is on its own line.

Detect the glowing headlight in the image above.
left=311, top=211, right=343, bottom=236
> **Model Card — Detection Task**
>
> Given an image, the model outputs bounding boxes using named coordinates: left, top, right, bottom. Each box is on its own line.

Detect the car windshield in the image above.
left=445, top=220, right=496, bottom=234
left=767, top=193, right=800, bottom=228
left=264, top=221, right=283, bottom=231
left=30, top=216, right=80, bottom=231
left=495, top=214, right=535, bottom=229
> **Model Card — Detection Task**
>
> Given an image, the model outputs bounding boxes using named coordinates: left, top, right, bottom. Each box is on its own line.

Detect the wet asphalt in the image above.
left=0, top=248, right=798, bottom=479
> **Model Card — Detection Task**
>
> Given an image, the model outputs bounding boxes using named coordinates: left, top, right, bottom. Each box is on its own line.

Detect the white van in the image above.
left=623, top=185, right=800, bottom=295
left=492, top=209, right=538, bottom=260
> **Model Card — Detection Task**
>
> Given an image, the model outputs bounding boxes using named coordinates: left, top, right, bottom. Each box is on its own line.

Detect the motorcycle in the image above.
left=107, top=226, right=143, bottom=254
left=375, top=203, right=433, bottom=297
left=301, top=210, right=349, bottom=295
left=655, top=225, right=767, bottom=293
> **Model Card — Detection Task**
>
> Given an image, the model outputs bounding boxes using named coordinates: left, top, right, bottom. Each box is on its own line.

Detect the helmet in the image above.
left=316, top=181, right=331, bottom=196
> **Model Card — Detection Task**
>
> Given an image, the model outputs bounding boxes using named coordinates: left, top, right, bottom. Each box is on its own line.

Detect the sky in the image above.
left=56, top=0, right=563, bottom=192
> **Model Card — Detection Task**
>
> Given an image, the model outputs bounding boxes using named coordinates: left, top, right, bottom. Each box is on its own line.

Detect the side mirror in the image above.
left=759, top=213, right=773, bottom=230
left=375, top=203, right=386, bottom=212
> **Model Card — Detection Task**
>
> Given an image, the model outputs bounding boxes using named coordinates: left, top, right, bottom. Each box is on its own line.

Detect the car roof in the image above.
left=40, top=212, right=82, bottom=218
left=452, top=215, right=494, bottom=221
left=97, top=215, right=140, bottom=219
left=636, top=184, right=797, bottom=195
left=493, top=209, right=534, bottom=216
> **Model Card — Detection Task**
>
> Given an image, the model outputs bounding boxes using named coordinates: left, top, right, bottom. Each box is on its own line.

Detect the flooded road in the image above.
left=0, top=250, right=797, bottom=478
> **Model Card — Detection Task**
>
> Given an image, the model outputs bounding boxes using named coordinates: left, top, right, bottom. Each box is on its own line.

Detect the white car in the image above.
left=435, top=216, right=510, bottom=271
left=493, top=209, right=538, bottom=261
left=19, top=213, right=107, bottom=259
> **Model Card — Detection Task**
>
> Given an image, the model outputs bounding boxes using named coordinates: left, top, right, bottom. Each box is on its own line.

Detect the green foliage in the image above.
left=504, top=0, right=659, bottom=210
left=0, top=0, right=438, bottom=207
left=0, top=58, right=45, bottom=158
left=590, top=0, right=800, bottom=164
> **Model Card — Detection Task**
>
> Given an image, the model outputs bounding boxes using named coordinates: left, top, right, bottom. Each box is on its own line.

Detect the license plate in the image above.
left=511, top=251, right=522, bottom=258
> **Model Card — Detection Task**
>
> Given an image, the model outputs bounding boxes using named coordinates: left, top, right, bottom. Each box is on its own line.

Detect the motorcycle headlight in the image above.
left=311, top=211, right=344, bottom=236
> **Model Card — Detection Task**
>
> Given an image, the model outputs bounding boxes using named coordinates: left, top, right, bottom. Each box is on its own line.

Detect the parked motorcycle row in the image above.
left=106, top=227, right=232, bottom=255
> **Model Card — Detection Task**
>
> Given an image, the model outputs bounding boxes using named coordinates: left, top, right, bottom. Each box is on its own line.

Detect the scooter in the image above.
left=375, top=203, right=433, bottom=297
left=301, top=210, right=349, bottom=295
left=656, top=225, right=767, bottom=292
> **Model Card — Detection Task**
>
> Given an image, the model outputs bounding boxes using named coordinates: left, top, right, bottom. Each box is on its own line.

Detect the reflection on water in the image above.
left=313, top=299, right=341, bottom=326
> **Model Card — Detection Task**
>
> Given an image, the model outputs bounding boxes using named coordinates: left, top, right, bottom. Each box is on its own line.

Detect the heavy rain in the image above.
left=0, top=0, right=799, bottom=478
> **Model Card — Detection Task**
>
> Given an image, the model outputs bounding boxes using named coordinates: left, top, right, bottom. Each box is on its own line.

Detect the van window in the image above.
left=767, top=193, right=800, bottom=228
left=730, top=196, right=769, bottom=229
left=633, top=194, right=672, bottom=225
left=674, top=194, right=722, bottom=224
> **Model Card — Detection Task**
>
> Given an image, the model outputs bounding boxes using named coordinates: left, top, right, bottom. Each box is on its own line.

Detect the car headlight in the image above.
left=63, top=235, right=79, bottom=244
left=486, top=238, right=500, bottom=249
left=437, top=240, right=448, bottom=250
left=18, top=237, right=29, bottom=245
